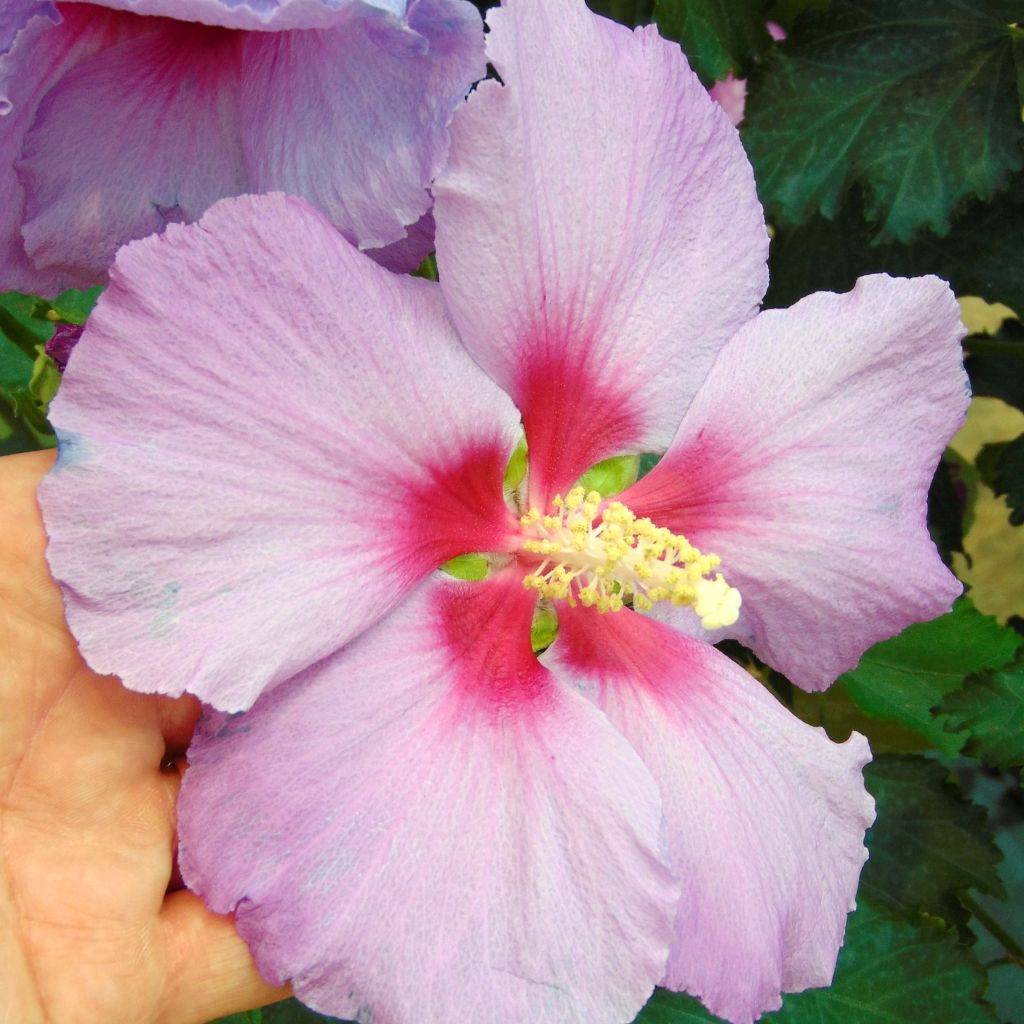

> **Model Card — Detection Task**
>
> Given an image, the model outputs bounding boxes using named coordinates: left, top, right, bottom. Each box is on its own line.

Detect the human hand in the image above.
left=0, top=450, right=287, bottom=1024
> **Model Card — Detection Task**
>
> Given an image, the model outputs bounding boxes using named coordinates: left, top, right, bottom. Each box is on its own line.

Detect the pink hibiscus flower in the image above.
left=39, top=1, right=968, bottom=1021
left=0, top=0, right=484, bottom=295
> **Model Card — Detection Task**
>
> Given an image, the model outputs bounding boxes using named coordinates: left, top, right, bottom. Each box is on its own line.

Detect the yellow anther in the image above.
left=519, top=491, right=739, bottom=625
left=565, top=487, right=586, bottom=510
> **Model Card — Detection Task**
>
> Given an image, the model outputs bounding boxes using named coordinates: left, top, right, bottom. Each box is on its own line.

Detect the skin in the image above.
left=0, top=451, right=288, bottom=1023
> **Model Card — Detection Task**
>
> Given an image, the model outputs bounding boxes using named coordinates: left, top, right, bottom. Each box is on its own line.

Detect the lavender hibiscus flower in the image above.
left=0, top=0, right=484, bottom=295
left=39, top=1, right=968, bottom=1021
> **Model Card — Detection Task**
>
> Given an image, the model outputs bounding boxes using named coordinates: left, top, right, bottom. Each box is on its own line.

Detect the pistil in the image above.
left=519, top=486, right=741, bottom=629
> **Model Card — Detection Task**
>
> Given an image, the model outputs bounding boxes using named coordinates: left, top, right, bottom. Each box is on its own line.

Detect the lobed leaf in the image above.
left=744, top=0, right=1024, bottom=242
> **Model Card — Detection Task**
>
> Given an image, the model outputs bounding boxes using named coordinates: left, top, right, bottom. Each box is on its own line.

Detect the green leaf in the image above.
left=577, top=453, right=640, bottom=498
left=938, top=648, right=1024, bottom=767
left=744, top=1, right=1024, bottom=242
left=654, top=0, right=772, bottom=82
left=634, top=988, right=719, bottom=1022
left=764, top=176, right=1024, bottom=315
left=964, top=319, right=1024, bottom=413
left=978, top=432, right=1024, bottom=525
left=586, top=0, right=655, bottom=27
left=763, top=903, right=998, bottom=1022
left=531, top=605, right=559, bottom=653
left=262, top=998, right=347, bottom=1023
left=839, top=598, right=1022, bottom=755
left=31, top=285, right=102, bottom=325
left=633, top=903, right=998, bottom=1023
left=440, top=552, right=490, bottom=581
left=861, top=755, right=1005, bottom=926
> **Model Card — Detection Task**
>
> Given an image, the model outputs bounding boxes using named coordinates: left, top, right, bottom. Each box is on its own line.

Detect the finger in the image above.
left=156, top=694, right=202, bottom=757
left=159, top=889, right=290, bottom=1024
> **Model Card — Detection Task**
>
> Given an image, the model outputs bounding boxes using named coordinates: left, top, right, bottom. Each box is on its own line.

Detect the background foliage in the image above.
left=4, top=0, right=1022, bottom=1021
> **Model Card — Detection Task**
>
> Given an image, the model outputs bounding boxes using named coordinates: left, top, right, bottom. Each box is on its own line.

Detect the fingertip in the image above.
left=159, top=889, right=290, bottom=1024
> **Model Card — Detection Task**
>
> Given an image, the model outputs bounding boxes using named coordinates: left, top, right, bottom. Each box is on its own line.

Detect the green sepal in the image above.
left=531, top=605, right=559, bottom=653
left=503, top=435, right=528, bottom=493
left=439, top=553, right=490, bottom=582
left=576, top=453, right=640, bottom=498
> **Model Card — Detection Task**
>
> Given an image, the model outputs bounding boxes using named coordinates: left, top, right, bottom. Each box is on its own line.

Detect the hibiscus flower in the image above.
left=39, top=1, right=968, bottom=1021
left=0, top=0, right=484, bottom=294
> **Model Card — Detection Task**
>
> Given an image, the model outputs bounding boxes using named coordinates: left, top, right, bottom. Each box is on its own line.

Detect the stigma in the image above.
left=519, top=486, right=741, bottom=630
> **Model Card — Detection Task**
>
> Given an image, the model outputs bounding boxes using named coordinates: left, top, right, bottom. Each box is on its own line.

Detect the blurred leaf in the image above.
left=503, top=434, right=528, bottom=492
left=964, top=319, right=1024, bottom=413
left=764, top=177, right=1024, bottom=314
left=531, top=605, right=559, bottom=653
left=938, top=648, right=1024, bottom=767
left=577, top=453, right=640, bottom=497
left=861, top=755, right=1005, bottom=926
left=0, top=293, right=56, bottom=455
left=654, top=0, right=772, bottom=82
left=634, top=903, right=998, bottom=1022
left=978, top=433, right=1024, bottom=525
left=838, top=598, right=1022, bottom=755
left=767, top=0, right=830, bottom=30
left=744, top=1, right=1024, bottom=242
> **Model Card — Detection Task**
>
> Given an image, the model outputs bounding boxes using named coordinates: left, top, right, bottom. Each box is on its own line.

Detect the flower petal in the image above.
left=433, top=0, right=768, bottom=504
left=40, top=193, right=520, bottom=712
left=18, top=16, right=248, bottom=284
left=0, top=2, right=141, bottom=293
left=58, top=0, right=405, bottom=32
left=180, top=571, right=679, bottom=1024
left=621, top=274, right=968, bottom=690
left=543, top=604, right=874, bottom=1024
left=239, top=0, right=485, bottom=255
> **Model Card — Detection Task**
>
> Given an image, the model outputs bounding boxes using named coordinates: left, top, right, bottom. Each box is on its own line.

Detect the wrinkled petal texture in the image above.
left=40, top=193, right=521, bottom=711
left=19, top=15, right=248, bottom=283
left=3, top=0, right=483, bottom=290
left=0, top=3, right=141, bottom=293
left=543, top=605, right=874, bottom=1024
left=623, top=274, right=968, bottom=690
left=59, top=0, right=405, bottom=32
left=180, top=572, right=679, bottom=1024
left=433, top=0, right=768, bottom=505
left=241, top=0, right=485, bottom=252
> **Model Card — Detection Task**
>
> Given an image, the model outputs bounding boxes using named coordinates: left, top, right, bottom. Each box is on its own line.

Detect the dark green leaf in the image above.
left=633, top=903, right=998, bottom=1023
left=764, top=176, right=1024, bottom=314
left=744, top=1, right=1024, bottom=241
left=1013, top=22, right=1024, bottom=108
left=939, top=648, right=1024, bottom=767
left=654, top=0, right=772, bottom=83
left=261, top=997, right=349, bottom=1022
left=586, top=0, right=655, bottom=27
left=965, top=319, right=1024, bottom=413
left=762, top=903, right=998, bottom=1022
left=861, top=755, right=1005, bottom=925
left=839, top=598, right=1022, bottom=755
left=978, top=432, right=1024, bottom=525
left=634, top=988, right=720, bottom=1022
